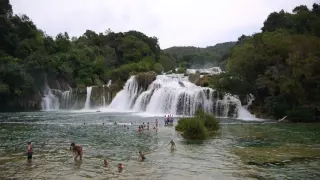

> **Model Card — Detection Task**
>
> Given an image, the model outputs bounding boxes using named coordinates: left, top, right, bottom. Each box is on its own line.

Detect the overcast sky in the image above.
left=10, top=0, right=316, bottom=49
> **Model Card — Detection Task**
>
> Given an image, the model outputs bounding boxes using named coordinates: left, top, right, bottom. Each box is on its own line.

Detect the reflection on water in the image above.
left=0, top=111, right=320, bottom=180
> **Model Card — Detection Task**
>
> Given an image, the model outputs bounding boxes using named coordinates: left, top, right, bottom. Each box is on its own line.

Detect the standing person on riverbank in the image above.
left=27, top=142, right=33, bottom=162
left=70, top=143, right=83, bottom=160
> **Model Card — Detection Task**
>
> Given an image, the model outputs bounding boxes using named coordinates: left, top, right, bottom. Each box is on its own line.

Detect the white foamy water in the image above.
left=41, top=84, right=60, bottom=110
left=83, top=86, right=92, bottom=109
left=106, top=74, right=257, bottom=120
left=186, top=67, right=222, bottom=75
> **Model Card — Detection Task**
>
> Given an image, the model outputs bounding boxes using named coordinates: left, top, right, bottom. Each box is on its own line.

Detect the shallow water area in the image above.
left=0, top=111, right=320, bottom=180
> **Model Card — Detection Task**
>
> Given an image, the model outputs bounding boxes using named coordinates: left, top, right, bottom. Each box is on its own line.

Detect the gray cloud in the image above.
left=10, top=0, right=316, bottom=48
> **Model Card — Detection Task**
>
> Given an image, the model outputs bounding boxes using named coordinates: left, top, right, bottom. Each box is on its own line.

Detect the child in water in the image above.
left=70, top=143, right=83, bottom=160
left=168, top=140, right=176, bottom=150
left=155, top=119, right=158, bottom=127
left=27, top=142, right=33, bottom=162
left=138, top=151, right=146, bottom=161
left=147, top=122, right=150, bottom=130
left=104, top=159, right=108, bottom=167
left=118, top=163, right=124, bottom=172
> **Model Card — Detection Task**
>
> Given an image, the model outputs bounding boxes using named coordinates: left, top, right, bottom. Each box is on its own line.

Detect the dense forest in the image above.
left=210, top=3, right=320, bottom=122
left=0, top=0, right=172, bottom=111
left=164, top=42, right=236, bottom=69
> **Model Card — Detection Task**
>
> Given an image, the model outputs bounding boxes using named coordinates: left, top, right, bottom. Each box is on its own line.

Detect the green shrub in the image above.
left=176, top=109, right=220, bottom=140
left=175, top=117, right=208, bottom=140
left=195, top=109, right=220, bottom=131
left=153, top=63, right=164, bottom=74
left=177, top=67, right=186, bottom=74
left=287, top=107, right=315, bottom=122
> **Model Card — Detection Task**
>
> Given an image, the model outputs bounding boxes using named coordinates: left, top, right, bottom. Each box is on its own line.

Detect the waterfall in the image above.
left=108, top=74, right=245, bottom=118
left=107, top=80, right=112, bottom=86
left=41, top=84, right=60, bottom=110
left=61, top=90, right=72, bottom=109
left=101, top=80, right=113, bottom=107
left=102, top=85, right=106, bottom=107
left=237, top=94, right=258, bottom=120
left=108, top=76, right=140, bottom=110
left=84, top=86, right=92, bottom=109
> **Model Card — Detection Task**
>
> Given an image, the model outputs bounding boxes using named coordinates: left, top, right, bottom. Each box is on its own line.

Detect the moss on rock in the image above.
left=136, top=71, right=157, bottom=91
left=196, top=75, right=210, bottom=87
left=188, top=74, right=200, bottom=84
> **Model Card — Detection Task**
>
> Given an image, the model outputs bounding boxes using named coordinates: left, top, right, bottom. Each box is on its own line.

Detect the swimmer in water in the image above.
left=70, top=143, right=83, bottom=160
left=168, top=140, right=176, bottom=150
left=118, top=163, right=124, bottom=172
left=147, top=122, right=150, bottom=130
left=155, top=119, right=158, bottom=127
left=138, top=151, right=146, bottom=161
left=104, top=158, right=108, bottom=167
left=138, top=151, right=152, bottom=161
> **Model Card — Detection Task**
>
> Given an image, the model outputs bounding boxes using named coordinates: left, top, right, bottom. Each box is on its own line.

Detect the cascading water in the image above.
left=61, top=90, right=72, bottom=109
left=237, top=94, right=258, bottom=120
left=108, top=76, right=140, bottom=110
left=41, top=84, right=60, bottom=110
left=108, top=74, right=245, bottom=118
left=102, top=80, right=112, bottom=107
left=84, top=86, right=92, bottom=109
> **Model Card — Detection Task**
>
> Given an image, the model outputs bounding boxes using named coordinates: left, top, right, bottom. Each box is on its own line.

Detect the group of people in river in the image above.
left=26, top=117, right=177, bottom=173
left=164, top=115, right=174, bottom=125
left=138, top=119, right=159, bottom=132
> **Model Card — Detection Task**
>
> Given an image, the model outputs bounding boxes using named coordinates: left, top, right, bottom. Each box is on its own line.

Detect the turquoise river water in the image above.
left=0, top=111, right=320, bottom=180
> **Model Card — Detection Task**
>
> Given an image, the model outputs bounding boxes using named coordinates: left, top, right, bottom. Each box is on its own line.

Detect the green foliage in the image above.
left=195, top=109, right=220, bottom=131
left=164, top=42, right=236, bottom=69
left=159, top=54, right=176, bottom=72
left=175, top=117, right=208, bottom=140
left=153, top=63, right=164, bottom=74
left=0, top=0, right=161, bottom=111
left=210, top=3, right=320, bottom=122
left=175, top=109, right=220, bottom=140
left=177, top=67, right=186, bottom=74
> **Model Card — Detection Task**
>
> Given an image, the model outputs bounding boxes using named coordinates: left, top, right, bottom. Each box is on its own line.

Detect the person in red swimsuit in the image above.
left=70, top=143, right=83, bottom=160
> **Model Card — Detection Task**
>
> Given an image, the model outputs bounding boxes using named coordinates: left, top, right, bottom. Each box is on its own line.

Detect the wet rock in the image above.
left=135, top=71, right=157, bottom=91
left=188, top=74, right=200, bottom=84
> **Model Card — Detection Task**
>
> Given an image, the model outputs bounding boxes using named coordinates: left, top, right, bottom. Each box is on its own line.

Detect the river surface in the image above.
left=0, top=111, right=320, bottom=180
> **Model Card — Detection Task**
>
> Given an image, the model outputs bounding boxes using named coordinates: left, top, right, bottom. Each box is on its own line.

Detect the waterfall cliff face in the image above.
left=109, top=74, right=241, bottom=118
left=39, top=74, right=255, bottom=119
left=40, top=83, right=114, bottom=111
left=41, top=84, right=60, bottom=110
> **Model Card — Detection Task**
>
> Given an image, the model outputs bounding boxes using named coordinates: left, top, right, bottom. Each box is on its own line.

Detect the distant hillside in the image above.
left=163, top=42, right=236, bottom=69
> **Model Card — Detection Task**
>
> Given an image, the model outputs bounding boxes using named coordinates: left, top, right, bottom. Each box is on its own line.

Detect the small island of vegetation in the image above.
left=175, top=109, right=220, bottom=140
